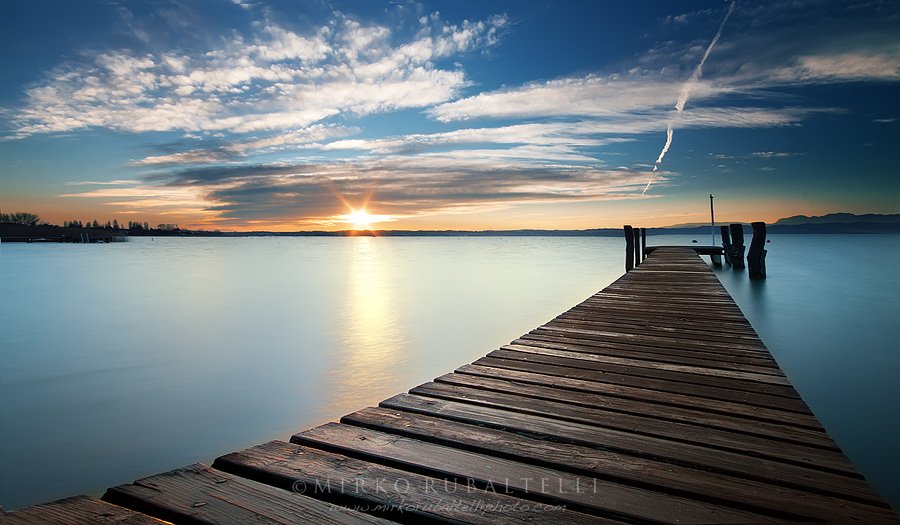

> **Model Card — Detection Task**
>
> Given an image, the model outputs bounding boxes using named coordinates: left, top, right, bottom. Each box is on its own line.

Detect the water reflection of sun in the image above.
left=324, top=237, right=405, bottom=416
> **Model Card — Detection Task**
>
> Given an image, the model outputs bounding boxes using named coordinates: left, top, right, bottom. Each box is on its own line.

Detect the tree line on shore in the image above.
left=1, top=211, right=178, bottom=232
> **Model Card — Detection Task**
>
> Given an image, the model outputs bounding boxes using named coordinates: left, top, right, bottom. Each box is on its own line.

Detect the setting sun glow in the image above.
left=339, top=208, right=391, bottom=230
left=348, top=209, right=375, bottom=229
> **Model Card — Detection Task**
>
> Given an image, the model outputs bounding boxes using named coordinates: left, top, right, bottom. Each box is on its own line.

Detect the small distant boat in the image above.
left=691, top=239, right=698, bottom=243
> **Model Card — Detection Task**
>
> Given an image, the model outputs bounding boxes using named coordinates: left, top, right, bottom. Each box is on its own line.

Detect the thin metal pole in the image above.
left=710, top=194, right=716, bottom=246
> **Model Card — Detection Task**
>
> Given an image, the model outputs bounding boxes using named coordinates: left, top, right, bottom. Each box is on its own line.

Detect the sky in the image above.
left=0, top=0, right=898, bottom=231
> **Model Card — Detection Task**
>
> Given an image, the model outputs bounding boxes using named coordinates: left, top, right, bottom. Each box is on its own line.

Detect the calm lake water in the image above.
left=1, top=234, right=898, bottom=510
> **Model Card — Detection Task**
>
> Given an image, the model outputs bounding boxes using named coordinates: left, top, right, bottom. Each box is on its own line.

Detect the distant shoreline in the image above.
left=2, top=221, right=899, bottom=242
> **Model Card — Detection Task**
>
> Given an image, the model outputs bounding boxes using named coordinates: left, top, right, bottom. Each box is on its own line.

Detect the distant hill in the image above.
left=660, top=213, right=900, bottom=234
left=774, top=213, right=900, bottom=225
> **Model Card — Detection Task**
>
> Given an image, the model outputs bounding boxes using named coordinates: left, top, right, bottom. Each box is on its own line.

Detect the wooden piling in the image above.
left=728, top=223, right=745, bottom=269
left=633, top=228, right=641, bottom=266
left=624, top=225, right=634, bottom=272
left=720, top=226, right=732, bottom=266
left=640, top=228, right=647, bottom=261
left=748, top=221, right=767, bottom=279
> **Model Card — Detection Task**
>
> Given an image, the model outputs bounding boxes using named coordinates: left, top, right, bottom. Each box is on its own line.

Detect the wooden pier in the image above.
left=6, top=248, right=899, bottom=524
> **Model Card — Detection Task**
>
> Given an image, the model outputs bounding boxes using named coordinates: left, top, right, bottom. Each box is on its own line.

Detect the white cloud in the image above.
left=7, top=12, right=506, bottom=139
left=60, top=184, right=220, bottom=215
left=316, top=122, right=633, bottom=154
left=131, top=123, right=358, bottom=165
left=769, top=52, right=900, bottom=83
left=751, top=151, right=802, bottom=159
left=132, top=150, right=233, bottom=166
left=64, top=179, right=141, bottom=186
left=430, top=75, right=732, bottom=122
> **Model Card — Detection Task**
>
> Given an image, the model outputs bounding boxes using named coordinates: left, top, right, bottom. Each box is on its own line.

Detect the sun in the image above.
left=345, top=208, right=377, bottom=229
left=336, top=204, right=394, bottom=230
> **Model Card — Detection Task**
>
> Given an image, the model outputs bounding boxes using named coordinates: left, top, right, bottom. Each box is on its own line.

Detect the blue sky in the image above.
left=0, top=0, right=898, bottom=230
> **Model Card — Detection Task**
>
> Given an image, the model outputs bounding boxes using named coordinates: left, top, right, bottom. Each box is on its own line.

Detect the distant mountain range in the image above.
left=669, top=213, right=899, bottom=228
left=659, top=213, right=899, bottom=235
left=773, top=213, right=900, bottom=225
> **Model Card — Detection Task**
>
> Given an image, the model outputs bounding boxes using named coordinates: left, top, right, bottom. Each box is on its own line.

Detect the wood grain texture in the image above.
left=378, top=393, right=886, bottom=505
left=291, top=423, right=781, bottom=524
left=103, top=463, right=392, bottom=525
left=341, top=406, right=899, bottom=523
left=214, top=440, right=611, bottom=524
left=2, top=496, right=168, bottom=525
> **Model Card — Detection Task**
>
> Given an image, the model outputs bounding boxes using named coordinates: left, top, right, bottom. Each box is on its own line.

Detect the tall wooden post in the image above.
left=624, top=225, right=634, bottom=272
left=729, top=223, right=745, bottom=270
left=720, top=226, right=732, bottom=266
left=640, top=228, right=647, bottom=261
left=633, top=228, right=641, bottom=266
left=748, top=222, right=767, bottom=279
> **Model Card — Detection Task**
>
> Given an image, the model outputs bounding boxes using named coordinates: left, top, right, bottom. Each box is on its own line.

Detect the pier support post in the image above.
left=729, top=224, right=745, bottom=270
left=720, top=226, right=732, bottom=266
left=640, top=228, right=647, bottom=261
left=624, top=225, right=634, bottom=272
left=633, top=228, right=641, bottom=266
left=748, top=222, right=767, bottom=279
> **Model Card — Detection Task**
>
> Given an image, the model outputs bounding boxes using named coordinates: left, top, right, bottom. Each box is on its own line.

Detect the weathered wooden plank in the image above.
left=597, top=286, right=737, bottom=298
left=435, top=371, right=835, bottom=447
left=530, top=327, right=776, bottom=362
left=548, top=316, right=769, bottom=347
left=517, top=332, right=780, bottom=368
left=603, top=285, right=734, bottom=298
left=214, top=440, right=617, bottom=525
left=505, top=341, right=792, bottom=386
left=584, top=287, right=743, bottom=304
left=603, top=279, right=736, bottom=291
left=525, top=328, right=774, bottom=368
left=291, top=423, right=781, bottom=524
left=409, top=381, right=859, bottom=476
left=103, top=463, right=392, bottom=525
left=577, top=298, right=753, bottom=323
left=342, top=406, right=899, bottom=523
left=587, top=292, right=742, bottom=307
left=481, top=351, right=807, bottom=407
left=2, top=496, right=167, bottom=525
left=557, top=309, right=759, bottom=336
left=545, top=312, right=758, bottom=335
left=553, top=312, right=762, bottom=340
left=456, top=363, right=822, bottom=430
left=529, top=322, right=767, bottom=357
left=521, top=330, right=782, bottom=373
left=380, top=393, right=885, bottom=505
left=580, top=292, right=750, bottom=312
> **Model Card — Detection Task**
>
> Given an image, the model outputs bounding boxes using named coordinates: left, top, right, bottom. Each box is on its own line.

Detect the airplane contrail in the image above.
left=643, top=1, right=735, bottom=195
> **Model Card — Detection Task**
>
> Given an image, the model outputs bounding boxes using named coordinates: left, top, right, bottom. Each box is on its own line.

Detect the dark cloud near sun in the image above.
left=151, top=157, right=650, bottom=224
